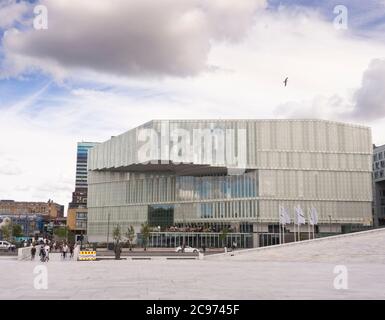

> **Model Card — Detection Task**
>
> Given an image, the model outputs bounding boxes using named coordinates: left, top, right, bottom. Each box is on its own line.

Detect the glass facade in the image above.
left=75, top=142, right=99, bottom=188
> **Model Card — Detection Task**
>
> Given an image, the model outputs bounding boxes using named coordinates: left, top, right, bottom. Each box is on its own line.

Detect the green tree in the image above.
left=54, top=226, right=68, bottom=240
left=125, top=225, right=135, bottom=251
left=140, top=223, right=151, bottom=251
left=12, top=224, right=23, bottom=238
left=112, top=225, right=122, bottom=259
left=219, top=226, right=229, bottom=249
left=113, top=225, right=122, bottom=244
left=0, top=224, right=12, bottom=241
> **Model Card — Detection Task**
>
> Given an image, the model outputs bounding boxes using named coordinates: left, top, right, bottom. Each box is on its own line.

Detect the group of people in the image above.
left=30, top=242, right=50, bottom=262
left=30, top=239, right=75, bottom=262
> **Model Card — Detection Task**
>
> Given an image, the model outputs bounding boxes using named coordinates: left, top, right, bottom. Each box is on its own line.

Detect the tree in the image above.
left=0, top=224, right=12, bottom=241
left=12, top=224, right=23, bottom=238
left=113, top=225, right=122, bottom=243
left=140, top=223, right=151, bottom=251
left=54, top=226, right=68, bottom=240
left=219, top=226, right=229, bottom=249
left=125, top=225, right=135, bottom=251
left=113, top=225, right=122, bottom=260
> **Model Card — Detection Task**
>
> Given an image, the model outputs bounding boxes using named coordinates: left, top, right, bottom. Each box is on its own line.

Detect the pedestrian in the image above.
left=44, top=243, right=50, bottom=262
left=39, top=244, right=46, bottom=262
left=62, top=243, right=68, bottom=260
left=31, top=245, right=36, bottom=260
left=69, top=243, right=74, bottom=259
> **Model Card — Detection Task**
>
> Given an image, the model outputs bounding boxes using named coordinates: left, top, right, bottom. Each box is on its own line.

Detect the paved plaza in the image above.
left=1, top=229, right=385, bottom=299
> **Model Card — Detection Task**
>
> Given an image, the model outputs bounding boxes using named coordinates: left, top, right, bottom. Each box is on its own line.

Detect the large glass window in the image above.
left=148, top=205, right=174, bottom=229
left=176, top=170, right=258, bottom=201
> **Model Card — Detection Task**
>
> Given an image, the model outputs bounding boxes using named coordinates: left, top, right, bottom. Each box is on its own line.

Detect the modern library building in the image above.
left=86, top=119, right=373, bottom=248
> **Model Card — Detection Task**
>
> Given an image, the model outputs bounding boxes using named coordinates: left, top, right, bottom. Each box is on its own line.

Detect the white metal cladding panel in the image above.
left=87, top=205, right=147, bottom=237
left=88, top=171, right=177, bottom=207
left=255, top=151, right=371, bottom=171
left=254, top=120, right=372, bottom=153
left=88, top=120, right=372, bottom=171
left=174, top=199, right=258, bottom=222
left=258, top=169, right=372, bottom=201
left=258, top=200, right=372, bottom=223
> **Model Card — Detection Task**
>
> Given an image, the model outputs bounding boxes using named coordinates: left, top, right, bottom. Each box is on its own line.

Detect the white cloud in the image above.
left=0, top=0, right=29, bottom=29
left=274, top=58, right=385, bottom=123
left=0, top=158, right=23, bottom=176
left=2, top=0, right=266, bottom=78
left=350, top=59, right=385, bottom=121
left=1, top=3, right=385, bottom=209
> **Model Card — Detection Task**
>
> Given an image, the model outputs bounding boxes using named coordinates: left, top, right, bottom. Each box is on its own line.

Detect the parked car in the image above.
left=0, top=240, right=16, bottom=251
left=175, top=245, right=200, bottom=253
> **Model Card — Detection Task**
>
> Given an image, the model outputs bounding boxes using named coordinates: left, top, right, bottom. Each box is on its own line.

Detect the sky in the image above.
left=0, top=0, right=385, bottom=209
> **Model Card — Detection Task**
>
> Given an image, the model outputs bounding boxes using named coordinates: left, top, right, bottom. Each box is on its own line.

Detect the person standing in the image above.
left=44, top=243, right=50, bottom=262
left=62, top=243, right=68, bottom=260
left=69, top=243, right=74, bottom=259
left=31, top=245, right=36, bottom=260
left=39, top=244, right=46, bottom=262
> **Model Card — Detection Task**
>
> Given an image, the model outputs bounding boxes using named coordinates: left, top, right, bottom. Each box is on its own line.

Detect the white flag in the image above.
left=308, top=208, right=314, bottom=226
left=279, top=206, right=286, bottom=225
left=295, top=205, right=306, bottom=225
left=284, top=207, right=291, bottom=224
left=310, top=207, right=318, bottom=225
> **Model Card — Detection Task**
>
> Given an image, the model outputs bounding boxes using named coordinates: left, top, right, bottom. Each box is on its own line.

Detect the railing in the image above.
left=137, top=232, right=254, bottom=248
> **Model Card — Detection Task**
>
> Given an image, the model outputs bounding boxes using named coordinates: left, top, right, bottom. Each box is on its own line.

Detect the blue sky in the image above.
left=0, top=0, right=385, bottom=207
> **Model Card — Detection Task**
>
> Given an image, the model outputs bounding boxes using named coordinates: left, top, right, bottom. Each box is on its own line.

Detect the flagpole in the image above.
left=282, top=224, right=285, bottom=243
left=294, top=220, right=296, bottom=242
left=278, top=207, right=281, bottom=245
left=298, top=223, right=300, bottom=241
left=308, top=209, right=311, bottom=240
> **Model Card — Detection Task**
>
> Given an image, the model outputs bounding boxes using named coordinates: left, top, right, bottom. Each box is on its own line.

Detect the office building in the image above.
left=373, top=144, right=385, bottom=226
left=0, top=200, right=64, bottom=219
left=87, top=119, right=373, bottom=247
left=67, top=142, right=99, bottom=234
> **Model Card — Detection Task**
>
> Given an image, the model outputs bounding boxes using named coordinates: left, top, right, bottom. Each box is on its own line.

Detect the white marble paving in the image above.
left=1, top=229, right=385, bottom=299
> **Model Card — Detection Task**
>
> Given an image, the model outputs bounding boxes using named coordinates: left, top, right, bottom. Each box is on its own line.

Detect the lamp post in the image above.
left=328, top=215, right=332, bottom=233
left=106, top=213, right=111, bottom=249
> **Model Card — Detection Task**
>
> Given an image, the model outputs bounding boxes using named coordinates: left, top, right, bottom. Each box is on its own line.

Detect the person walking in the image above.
left=31, top=245, right=36, bottom=260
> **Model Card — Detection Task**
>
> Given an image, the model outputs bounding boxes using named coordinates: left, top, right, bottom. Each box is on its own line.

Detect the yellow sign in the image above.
left=78, top=250, right=96, bottom=261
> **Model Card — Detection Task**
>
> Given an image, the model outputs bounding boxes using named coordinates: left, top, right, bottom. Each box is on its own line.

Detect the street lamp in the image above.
left=328, top=215, right=332, bottom=233
left=106, top=213, right=111, bottom=249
